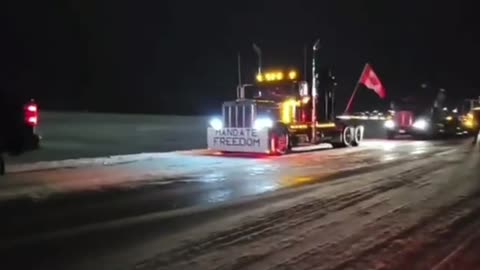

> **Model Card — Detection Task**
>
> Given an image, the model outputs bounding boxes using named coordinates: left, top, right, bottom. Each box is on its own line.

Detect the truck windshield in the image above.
left=394, top=97, right=433, bottom=115
left=244, top=82, right=298, bottom=102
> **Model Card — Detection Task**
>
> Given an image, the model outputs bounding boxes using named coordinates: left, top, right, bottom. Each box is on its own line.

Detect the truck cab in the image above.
left=384, top=89, right=464, bottom=139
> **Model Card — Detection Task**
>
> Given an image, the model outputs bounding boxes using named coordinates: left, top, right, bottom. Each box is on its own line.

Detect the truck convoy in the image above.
left=207, top=40, right=364, bottom=155
left=0, top=91, right=40, bottom=175
left=384, top=89, right=466, bottom=139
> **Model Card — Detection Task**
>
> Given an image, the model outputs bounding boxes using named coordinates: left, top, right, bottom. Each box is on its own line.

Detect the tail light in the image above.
left=24, top=100, right=39, bottom=127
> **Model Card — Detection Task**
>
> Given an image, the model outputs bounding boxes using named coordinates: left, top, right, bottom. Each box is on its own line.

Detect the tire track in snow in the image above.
left=137, top=156, right=452, bottom=270
left=341, top=196, right=480, bottom=270
left=340, top=150, right=480, bottom=270
left=212, top=158, right=463, bottom=270
left=254, top=165, right=446, bottom=270
left=269, top=154, right=476, bottom=270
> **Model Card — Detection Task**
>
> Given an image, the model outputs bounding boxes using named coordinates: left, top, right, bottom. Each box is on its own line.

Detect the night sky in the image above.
left=2, top=0, right=479, bottom=115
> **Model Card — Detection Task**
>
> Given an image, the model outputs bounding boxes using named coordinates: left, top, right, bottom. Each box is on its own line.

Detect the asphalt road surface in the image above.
left=2, top=138, right=480, bottom=270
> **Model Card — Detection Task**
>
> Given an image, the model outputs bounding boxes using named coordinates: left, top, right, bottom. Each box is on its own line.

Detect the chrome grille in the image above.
left=222, top=101, right=255, bottom=128
left=395, top=111, right=414, bottom=127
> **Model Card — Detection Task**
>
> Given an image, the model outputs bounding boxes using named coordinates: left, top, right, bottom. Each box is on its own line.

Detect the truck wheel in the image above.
left=331, top=125, right=353, bottom=148
left=271, top=124, right=291, bottom=155
left=342, top=126, right=355, bottom=147
left=272, top=133, right=290, bottom=155
left=352, top=126, right=364, bottom=147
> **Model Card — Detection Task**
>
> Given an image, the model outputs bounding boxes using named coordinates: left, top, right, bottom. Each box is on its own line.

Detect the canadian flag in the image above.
left=359, top=64, right=386, bottom=99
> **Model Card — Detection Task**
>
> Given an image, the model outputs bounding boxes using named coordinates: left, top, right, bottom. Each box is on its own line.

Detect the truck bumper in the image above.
left=387, top=125, right=462, bottom=138
left=207, top=127, right=272, bottom=154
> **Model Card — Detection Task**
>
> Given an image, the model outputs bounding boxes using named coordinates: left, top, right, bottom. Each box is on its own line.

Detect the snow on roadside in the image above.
left=6, top=139, right=402, bottom=173
left=6, top=150, right=206, bottom=174
left=0, top=151, right=262, bottom=201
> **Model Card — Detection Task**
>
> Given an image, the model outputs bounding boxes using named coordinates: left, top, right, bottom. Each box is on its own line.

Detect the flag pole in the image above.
left=344, top=63, right=368, bottom=114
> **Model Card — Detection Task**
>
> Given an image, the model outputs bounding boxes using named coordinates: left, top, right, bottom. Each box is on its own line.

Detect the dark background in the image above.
left=2, top=0, right=479, bottom=115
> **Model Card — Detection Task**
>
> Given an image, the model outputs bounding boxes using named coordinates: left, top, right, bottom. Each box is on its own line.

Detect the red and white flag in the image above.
left=359, top=64, right=386, bottom=99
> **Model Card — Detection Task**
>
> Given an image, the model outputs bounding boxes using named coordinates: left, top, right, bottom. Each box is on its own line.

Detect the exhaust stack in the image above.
left=252, top=43, right=262, bottom=76
left=311, top=39, right=321, bottom=143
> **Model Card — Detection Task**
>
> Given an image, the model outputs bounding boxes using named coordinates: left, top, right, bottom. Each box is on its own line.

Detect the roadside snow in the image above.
left=6, top=150, right=202, bottom=173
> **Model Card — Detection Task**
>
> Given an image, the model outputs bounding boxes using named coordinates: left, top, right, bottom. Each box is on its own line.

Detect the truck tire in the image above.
left=352, top=126, right=364, bottom=147
left=271, top=123, right=291, bottom=155
left=332, top=125, right=355, bottom=148
left=331, top=125, right=354, bottom=148
left=343, top=126, right=355, bottom=147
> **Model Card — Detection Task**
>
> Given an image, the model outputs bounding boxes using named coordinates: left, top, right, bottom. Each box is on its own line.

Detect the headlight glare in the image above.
left=384, top=119, right=395, bottom=129
left=413, top=119, right=429, bottom=130
left=209, top=117, right=223, bottom=130
left=254, top=117, right=273, bottom=130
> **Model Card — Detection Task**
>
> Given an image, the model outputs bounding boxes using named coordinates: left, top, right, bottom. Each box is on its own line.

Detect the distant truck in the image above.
left=0, top=91, right=40, bottom=175
left=207, top=40, right=364, bottom=155
left=384, top=89, right=465, bottom=139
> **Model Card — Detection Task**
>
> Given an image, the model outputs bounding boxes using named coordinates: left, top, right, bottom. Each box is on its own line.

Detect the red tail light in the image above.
left=24, top=101, right=39, bottom=126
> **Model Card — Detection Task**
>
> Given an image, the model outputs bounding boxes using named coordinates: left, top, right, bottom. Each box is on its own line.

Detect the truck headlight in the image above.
left=384, top=119, right=395, bottom=129
left=413, top=119, right=428, bottom=130
left=209, top=117, right=223, bottom=130
left=254, top=117, right=273, bottom=130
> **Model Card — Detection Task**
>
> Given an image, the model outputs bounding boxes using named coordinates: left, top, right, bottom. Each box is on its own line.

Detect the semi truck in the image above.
left=384, top=89, right=466, bottom=139
left=207, top=40, right=364, bottom=155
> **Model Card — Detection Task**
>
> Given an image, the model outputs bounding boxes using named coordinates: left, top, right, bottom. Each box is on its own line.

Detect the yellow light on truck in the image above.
left=256, top=70, right=298, bottom=82
left=289, top=124, right=308, bottom=129
left=466, top=120, right=473, bottom=128
left=446, top=116, right=453, bottom=121
left=281, top=99, right=300, bottom=124
left=316, top=123, right=336, bottom=128
left=301, top=96, right=310, bottom=104
left=276, top=72, right=284, bottom=80
left=288, top=70, right=297, bottom=80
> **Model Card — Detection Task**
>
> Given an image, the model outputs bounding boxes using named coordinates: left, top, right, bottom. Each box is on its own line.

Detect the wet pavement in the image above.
left=0, top=138, right=472, bottom=270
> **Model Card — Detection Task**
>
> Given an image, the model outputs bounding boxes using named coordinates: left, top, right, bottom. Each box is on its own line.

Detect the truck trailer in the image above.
left=207, top=40, right=364, bottom=155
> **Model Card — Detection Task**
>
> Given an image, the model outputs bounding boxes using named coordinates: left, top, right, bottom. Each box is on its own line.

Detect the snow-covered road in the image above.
left=2, top=138, right=480, bottom=270
left=136, top=141, right=480, bottom=270
left=0, top=139, right=454, bottom=202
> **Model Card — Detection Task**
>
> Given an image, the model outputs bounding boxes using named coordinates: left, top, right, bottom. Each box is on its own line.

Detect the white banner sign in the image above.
left=207, top=128, right=270, bottom=153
